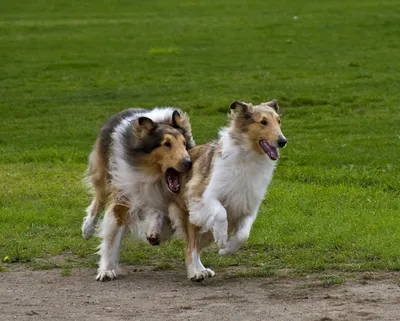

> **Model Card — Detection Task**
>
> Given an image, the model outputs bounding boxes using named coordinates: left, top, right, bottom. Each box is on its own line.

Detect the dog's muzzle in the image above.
left=180, top=158, right=192, bottom=172
left=277, top=135, right=287, bottom=148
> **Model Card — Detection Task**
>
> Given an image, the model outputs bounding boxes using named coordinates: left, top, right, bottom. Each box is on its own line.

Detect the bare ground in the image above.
left=1, top=266, right=399, bottom=321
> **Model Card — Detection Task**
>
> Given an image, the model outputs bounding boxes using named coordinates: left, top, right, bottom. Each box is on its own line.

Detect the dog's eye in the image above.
left=260, top=120, right=268, bottom=126
left=278, top=119, right=281, bottom=125
left=164, top=142, right=172, bottom=149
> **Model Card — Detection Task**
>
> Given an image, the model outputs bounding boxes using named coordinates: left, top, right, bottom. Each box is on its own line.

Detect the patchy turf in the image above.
left=0, top=0, right=399, bottom=274
left=1, top=268, right=400, bottom=321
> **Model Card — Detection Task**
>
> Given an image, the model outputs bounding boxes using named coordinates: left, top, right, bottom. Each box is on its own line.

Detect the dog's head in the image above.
left=132, top=111, right=192, bottom=193
left=229, top=99, right=287, bottom=160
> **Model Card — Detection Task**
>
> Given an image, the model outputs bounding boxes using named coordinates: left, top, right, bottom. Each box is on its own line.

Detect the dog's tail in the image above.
left=83, top=150, right=94, bottom=190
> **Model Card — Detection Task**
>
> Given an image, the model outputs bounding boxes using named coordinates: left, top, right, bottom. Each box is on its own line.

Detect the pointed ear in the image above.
left=138, top=117, right=156, bottom=131
left=265, top=99, right=279, bottom=112
left=171, top=110, right=182, bottom=128
left=229, top=101, right=251, bottom=113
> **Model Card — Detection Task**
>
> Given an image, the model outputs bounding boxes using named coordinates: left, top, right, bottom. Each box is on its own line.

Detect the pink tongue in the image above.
left=168, top=174, right=179, bottom=191
left=260, top=141, right=279, bottom=160
left=269, top=147, right=278, bottom=160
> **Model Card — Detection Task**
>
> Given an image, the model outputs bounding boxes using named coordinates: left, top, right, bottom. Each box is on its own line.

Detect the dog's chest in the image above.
left=111, top=154, right=171, bottom=212
left=213, top=155, right=275, bottom=218
left=132, top=179, right=169, bottom=211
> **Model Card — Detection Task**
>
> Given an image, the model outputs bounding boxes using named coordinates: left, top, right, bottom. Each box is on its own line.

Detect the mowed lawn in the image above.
left=0, top=0, right=399, bottom=274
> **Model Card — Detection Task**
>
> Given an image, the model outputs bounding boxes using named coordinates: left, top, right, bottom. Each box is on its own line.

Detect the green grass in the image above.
left=1, top=0, right=400, bottom=275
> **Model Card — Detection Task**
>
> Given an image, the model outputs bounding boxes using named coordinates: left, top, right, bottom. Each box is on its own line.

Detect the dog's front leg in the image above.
left=146, top=209, right=164, bottom=246
left=208, top=199, right=228, bottom=248
left=219, top=214, right=256, bottom=257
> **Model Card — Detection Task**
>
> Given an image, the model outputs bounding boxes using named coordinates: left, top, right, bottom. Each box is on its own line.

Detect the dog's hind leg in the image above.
left=82, top=145, right=108, bottom=240
left=96, top=202, right=128, bottom=281
left=185, top=223, right=215, bottom=282
left=82, top=196, right=106, bottom=240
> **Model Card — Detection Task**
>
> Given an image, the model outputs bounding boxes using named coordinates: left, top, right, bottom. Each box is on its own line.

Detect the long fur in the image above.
left=82, top=107, right=195, bottom=281
left=169, top=100, right=287, bottom=281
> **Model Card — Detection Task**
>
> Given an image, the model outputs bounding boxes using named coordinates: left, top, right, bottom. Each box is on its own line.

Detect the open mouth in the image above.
left=165, top=168, right=180, bottom=193
left=259, top=140, right=279, bottom=160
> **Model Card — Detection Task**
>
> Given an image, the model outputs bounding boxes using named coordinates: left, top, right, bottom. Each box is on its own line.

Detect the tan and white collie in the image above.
left=82, top=107, right=195, bottom=281
left=169, top=100, right=287, bottom=281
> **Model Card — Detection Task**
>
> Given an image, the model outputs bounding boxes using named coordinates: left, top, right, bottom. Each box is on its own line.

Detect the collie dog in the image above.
left=82, top=107, right=195, bottom=281
left=169, top=100, right=287, bottom=281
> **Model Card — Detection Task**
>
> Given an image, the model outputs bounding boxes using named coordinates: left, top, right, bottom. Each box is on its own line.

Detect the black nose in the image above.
left=181, top=158, right=192, bottom=172
left=277, top=136, right=287, bottom=148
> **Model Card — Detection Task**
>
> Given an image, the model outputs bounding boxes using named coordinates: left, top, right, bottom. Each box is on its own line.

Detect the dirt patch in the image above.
left=1, top=266, right=399, bottom=321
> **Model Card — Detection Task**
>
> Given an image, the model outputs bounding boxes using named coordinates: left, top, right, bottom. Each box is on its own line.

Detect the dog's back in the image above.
left=96, top=108, right=148, bottom=164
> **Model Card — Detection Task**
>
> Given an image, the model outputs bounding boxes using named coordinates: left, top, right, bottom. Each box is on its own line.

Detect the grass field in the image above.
left=1, top=0, right=399, bottom=275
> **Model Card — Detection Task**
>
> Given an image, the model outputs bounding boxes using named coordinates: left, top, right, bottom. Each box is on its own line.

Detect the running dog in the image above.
left=169, top=99, right=287, bottom=281
left=82, top=107, right=195, bottom=281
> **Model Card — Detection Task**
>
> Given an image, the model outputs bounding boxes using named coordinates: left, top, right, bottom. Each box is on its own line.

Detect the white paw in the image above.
left=82, top=217, right=96, bottom=240
left=82, top=224, right=95, bottom=240
left=213, top=220, right=228, bottom=248
left=218, top=237, right=240, bottom=256
left=218, top=248, right=234, bottom=257
left=96, top=269, right=117, bottom=281
left=189, top=268, right=215, bottom=282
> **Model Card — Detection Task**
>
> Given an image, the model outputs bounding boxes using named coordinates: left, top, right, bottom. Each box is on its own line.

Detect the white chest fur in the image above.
left=110, top=156, right=169, bottom=212
left=204, top=134, right=276, bottom=220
